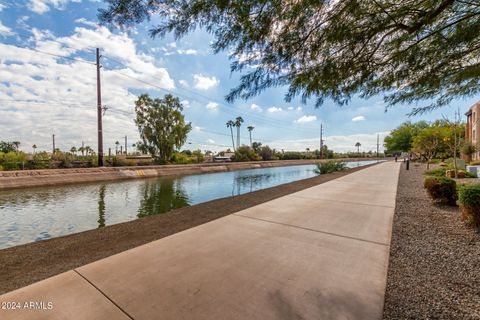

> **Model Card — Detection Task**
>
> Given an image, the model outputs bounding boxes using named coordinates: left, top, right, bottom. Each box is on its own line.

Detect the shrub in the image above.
left=469, top=160, right=480, bottom=166
left=314, top=161, right=347, bottom=174
left=423, top=176, right=457, bottom=205
left=232, top=146, right=261, bottom=162
left=458, top=184, right=480, bottom=228
left=424, top=167, right=447, bottom=177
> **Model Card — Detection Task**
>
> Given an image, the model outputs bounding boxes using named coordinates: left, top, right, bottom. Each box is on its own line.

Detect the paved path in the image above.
left=0, top=161, right=401, bottom=320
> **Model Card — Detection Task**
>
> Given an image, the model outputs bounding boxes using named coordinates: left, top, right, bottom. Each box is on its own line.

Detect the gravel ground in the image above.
left=383, top=163, right=480, bottom=319
left=0, top=164, right=373, bottom=295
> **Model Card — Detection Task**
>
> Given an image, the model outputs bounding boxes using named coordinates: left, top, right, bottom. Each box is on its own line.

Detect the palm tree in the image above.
left=32, top=144, right=37, bottom=154
left=70, top=146, right=77, bottom=155
left=78, top=146, right=85, bottom=156
left=247, top=126, right=254, bottom=147
left=85, top=146, right=93, bottom=155
left=235, top=116, right=244, bottom=148
left=115, top=141, right=120, bottom=154
left=355, top=142, right=361, bottom=153
left=226, top=120, right=236, bottom=151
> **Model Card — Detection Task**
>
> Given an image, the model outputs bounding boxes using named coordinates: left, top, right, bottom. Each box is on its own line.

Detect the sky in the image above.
left=0, top=0, right=479, bottom=154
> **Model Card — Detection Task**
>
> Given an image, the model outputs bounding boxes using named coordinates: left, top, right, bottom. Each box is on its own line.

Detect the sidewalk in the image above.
left=0, top=161, right=400, bottom=320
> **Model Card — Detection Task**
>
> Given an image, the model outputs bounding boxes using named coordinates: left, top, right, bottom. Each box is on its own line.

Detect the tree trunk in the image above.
left=230, top=127, right=235, bottom=151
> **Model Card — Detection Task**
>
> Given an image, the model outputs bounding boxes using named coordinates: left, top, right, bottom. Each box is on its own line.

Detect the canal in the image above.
left=0, top=160, right=381, bottom=249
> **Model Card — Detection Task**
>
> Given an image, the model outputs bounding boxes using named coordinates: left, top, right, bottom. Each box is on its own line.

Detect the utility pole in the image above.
left=376, top=134, right=379, bottom=157
left=96, top=48, right=104, bottom=166
left=52, top=134, right=55, bottom=155
left=320, top=124, right=324, bottom=159
left=125, top=135, right=127, bottom=155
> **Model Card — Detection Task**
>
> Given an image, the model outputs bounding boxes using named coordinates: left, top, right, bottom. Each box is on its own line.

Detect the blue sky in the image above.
left=0, top=0, right=479, bottom=153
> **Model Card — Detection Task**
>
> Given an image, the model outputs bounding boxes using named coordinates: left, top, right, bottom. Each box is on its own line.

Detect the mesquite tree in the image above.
left=135, top=94, right=192, bottom=163
left=99, top=1, right=480, bottom=113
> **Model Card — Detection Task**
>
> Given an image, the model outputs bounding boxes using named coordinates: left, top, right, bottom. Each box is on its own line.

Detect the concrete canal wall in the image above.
left=0, top=158, right=384, bottom=190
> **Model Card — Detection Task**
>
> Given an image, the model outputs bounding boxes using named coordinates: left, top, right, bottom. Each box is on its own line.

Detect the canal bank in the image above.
left=0, top=158, right=385, bottom=190
left=0, top=163, right=379, bottom=295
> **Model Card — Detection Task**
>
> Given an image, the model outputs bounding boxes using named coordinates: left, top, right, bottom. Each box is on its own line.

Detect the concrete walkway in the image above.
left=0, top=161, right=400, bottom=320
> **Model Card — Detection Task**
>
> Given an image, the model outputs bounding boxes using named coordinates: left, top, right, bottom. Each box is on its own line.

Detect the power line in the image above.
left=101, top=55, right=320, bottom=135
left=4, top=43, right=97, bottom=65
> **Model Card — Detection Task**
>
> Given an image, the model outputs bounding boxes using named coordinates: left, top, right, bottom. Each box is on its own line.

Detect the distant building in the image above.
left=465, top=102, right=480, bottom=159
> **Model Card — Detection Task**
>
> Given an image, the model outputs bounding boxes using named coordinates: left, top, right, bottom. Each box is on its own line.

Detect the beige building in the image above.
left=465, top=102, right=480, bottom=160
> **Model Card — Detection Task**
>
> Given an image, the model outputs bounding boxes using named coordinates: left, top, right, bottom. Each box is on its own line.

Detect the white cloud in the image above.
left=27, top=0, right=81, bottom=14
left=295, top=115, right=317, bottom=123
left=288, top=106, right=294, bottom=110
left=0, top=21, right=14, bottom=36
left=267, top=106, right=282, bottom=113
left=75, top=17, right=98, bottom=28
left=177, top=49, right=198, bottom=55
left=206, top=102, right=219, bottom=110
left=194, top=126, right=204, bottom=132
left=181, top=100, right=190, bottom=108
left=178, top=79, right=189, bottom=87
left=207, top=138, right=215, bottom=144
left=193, top=74, right=219, bottom=90
left=297, top=106, right=302, bottom=111
left=250, top=103, right=262, bottom=112
left=0, top=24, right=175, bottom=152
left=169, top=42, right=177, bottom=48
left=352, top=115, right=366, bottom=122
left=0, top=3, right=6, bottom=11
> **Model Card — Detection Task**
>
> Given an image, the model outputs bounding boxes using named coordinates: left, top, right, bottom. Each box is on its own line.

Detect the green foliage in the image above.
left=31, top=151, right=51, bottom=169
left=0, top=152, right=28, bottom=170
left=458, top=184, right=480, bottom=227
left=462, top=141, right=476, bottom=157
left=258, top=145, right=275, bottom=161
left=423, top=176, right=457, bottom=205
left=170, top=152, right=192, bottom=164
left=314, top=161, right=347, bottom=174
left=191, top=149, right=204, bottom=163
left=458, top=184, right=480, bottom=207
left=99, top=1, right=480, bottom=111
left=135, top=94, right=192, bottom=162
left=384, top=121, right=428, bottom=153
left=231, top=146, right=261, bottom=162
left=0, top=141, right=18, bottom=153
left=424, top=167, right=447, bottom=177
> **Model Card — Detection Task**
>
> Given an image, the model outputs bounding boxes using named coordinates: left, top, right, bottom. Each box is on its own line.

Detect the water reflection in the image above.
left=98, top=185, right=106, bottom=228
left=137, top=179, right=190, bottom=218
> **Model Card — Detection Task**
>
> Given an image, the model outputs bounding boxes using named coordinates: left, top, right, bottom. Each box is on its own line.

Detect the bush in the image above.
left=469, top=160, right=480, bottom=165
left=458, top=184, right=480, bottom=228
left=423, top=176, right=457, bottom=205
left=424, top=167, right=447, bottom=177
left=314, top=161, right=347, bottom=174
left=232, top=146, right=261, bottom=162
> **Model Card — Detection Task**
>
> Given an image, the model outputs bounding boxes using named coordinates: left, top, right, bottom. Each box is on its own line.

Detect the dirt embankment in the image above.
left=0, top=164, right=374, bottom=295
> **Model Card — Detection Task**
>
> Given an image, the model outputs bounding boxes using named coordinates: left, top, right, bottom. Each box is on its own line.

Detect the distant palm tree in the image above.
left=78, top=146, right=85, bottom=156
left=115, top=141, right=120, bottom=154
left=70, top=146, right=77, bottom=155
left=247, top=126, right=254, bottom=147
left=226, top=120, right=236, bottom=151
left=355, top=142, right=361, bottom=153
left=32, top=144, right=37, bottom=154
left=85, top=146, right=93, bottom=155
left=235, top=116, right=244, bottom=148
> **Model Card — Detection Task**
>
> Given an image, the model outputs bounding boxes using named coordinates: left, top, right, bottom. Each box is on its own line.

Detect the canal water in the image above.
left=0, top=160, right=381, bottom=249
